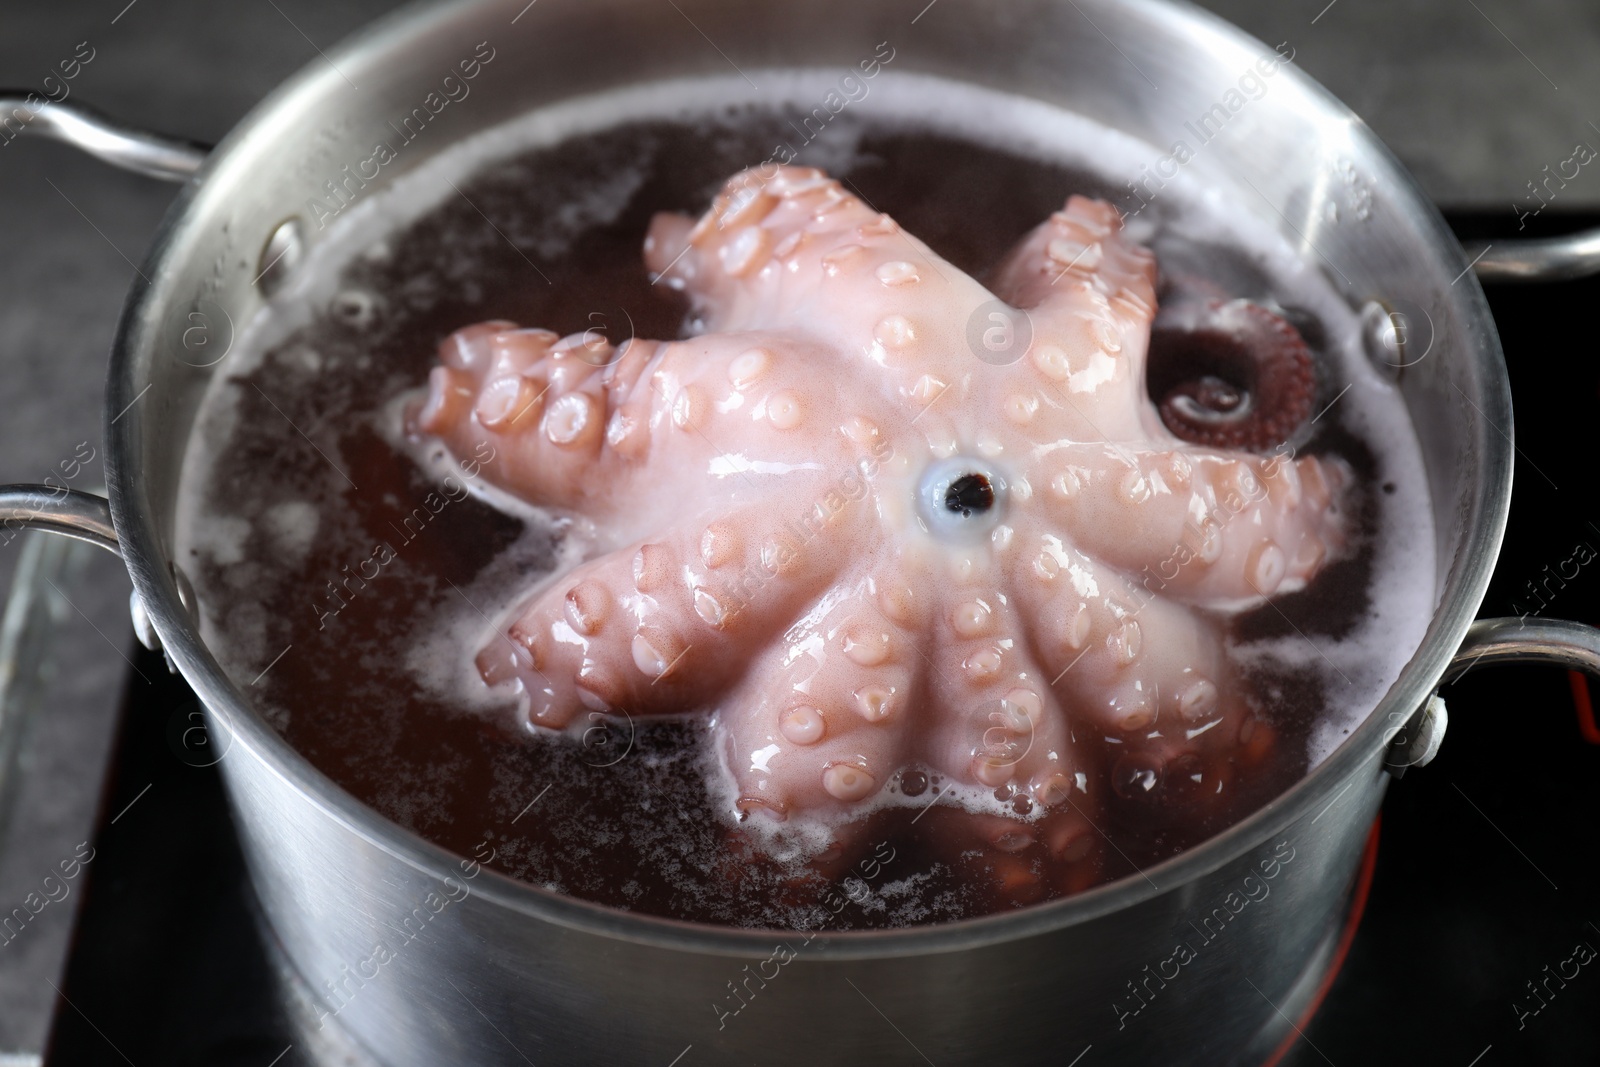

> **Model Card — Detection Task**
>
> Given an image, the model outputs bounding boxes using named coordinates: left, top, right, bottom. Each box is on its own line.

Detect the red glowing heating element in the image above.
left=1567, top=670, right=1600, bottom=744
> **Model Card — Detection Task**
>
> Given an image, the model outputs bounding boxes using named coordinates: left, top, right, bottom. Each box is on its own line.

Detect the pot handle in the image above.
left=0, top=94, right=207, bottom=182
left=2, top=486, right=189, bottom=659
left=0, top=486, right=120, bottom=557
left=1443, top=617, right=1600, bottom=680
left=1466, top=229, right=1600, bottom=284
left=1386, top=616, right=1600, bottom=774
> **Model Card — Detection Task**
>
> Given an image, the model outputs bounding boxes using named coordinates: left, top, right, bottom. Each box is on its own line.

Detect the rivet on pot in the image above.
left=129, top=589, right=161, bottom=653
left=1360, top=297, right=1435, bottom=378
left=1383, top=693, right=1448, bottom=777
left=171, top=561, right=200, bottom=622
left=131, top=564, right=202, bottom=672
left=256, top=217, right=306, bottom=297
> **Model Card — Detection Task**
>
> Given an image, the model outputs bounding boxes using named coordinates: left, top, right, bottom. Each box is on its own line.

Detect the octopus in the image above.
left=411, top=165, right=1347, bottom=874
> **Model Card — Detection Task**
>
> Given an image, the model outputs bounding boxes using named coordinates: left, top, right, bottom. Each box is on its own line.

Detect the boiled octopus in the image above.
left=411, top=165, right=1346, bottom=868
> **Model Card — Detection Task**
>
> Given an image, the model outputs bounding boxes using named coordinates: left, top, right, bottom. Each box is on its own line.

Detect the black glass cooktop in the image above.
left=46, top=212, right=1600, bottom=1066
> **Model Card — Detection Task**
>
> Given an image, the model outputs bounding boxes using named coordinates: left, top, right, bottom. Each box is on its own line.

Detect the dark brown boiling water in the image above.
left=183, top=111, right=1385, bottom=929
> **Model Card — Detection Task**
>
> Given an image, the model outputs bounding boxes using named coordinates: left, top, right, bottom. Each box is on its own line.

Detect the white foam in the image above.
left=262, top=500, right=320, bottom=562
left=707, top=734, right=1049, bottom=865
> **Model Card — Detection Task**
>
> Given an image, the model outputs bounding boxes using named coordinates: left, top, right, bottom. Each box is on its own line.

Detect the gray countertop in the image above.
left=1, top=0, right=1595, bottom=1059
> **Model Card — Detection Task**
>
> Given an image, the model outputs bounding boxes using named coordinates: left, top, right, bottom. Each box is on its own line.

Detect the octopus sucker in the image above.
left=415, top=164, right=1350, bottom=852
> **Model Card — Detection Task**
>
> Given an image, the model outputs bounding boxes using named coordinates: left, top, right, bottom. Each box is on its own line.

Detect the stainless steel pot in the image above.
left=5, top=1, right=1600, bottom=1063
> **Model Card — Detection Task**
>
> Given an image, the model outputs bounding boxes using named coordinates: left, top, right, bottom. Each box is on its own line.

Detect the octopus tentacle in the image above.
left=1020, top=562, right=1253, bottom=822
left=645, top=167, right=997, bottom=432
left=716, top=567, right=920, bottom=815
left=990, top=195, right=1160, bottom=441
left=646, top=167, right=927, bottom=330
left=1024, top=446, right=1350, bottom=606
left=411, top=321, right=621, bottom=511
left=481, top=495, right=867, bottom=729
left=989, top=196, right=1157, bottom=320
left=417, top=315, right=882, bottom=536
left=1006, top=549, right=1245, bottom=762
left=1047, top=591, right=1233, bottom=739
left=1148, top=299, right=1318, bottom=452
left=920, top=589, right=1078, bottom=814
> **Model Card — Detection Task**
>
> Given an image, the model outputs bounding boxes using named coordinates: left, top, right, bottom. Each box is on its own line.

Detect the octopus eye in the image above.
left=919, top=458, right=1005, bottom=542
left=1146, top=299, right=1316, bottom=453
left=945, top=474, right=995, bottom=517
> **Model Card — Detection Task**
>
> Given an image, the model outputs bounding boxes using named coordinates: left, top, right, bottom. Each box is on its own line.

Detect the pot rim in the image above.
left=104, top=0, right=1512, bottom=960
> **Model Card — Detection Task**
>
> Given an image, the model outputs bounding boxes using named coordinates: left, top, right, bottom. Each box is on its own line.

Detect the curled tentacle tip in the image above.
left=1148, top=299, right=1316, bottom=452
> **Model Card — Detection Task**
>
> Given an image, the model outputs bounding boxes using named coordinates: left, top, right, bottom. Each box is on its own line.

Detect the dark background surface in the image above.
left=5, top=1, right=1600, bottom=1065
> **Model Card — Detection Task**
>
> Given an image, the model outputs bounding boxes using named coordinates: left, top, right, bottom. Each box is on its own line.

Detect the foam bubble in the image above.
left=262, top=500, right=320, bottom=561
